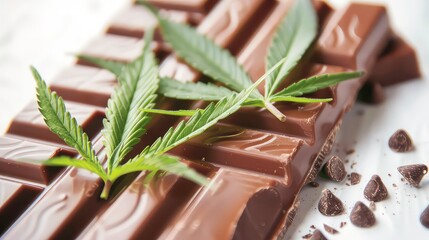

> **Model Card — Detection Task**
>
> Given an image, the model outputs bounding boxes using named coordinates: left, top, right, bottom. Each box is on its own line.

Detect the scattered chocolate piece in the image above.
left=364, top=175, right=388, bottom=202
left=392, top=183, right=397, bottom=187
left=397, top=164, right=428, bottom=187
left=309, top=182, right=320, bottom=188
left=346, top=149, right=355, bottom=155
left=340, top=221, right=347, bottom=228
left=388, top=129, right=414, bottom=152
left=350, top=201, right=376, bottom=228
left=350, top=172, right=361, bottom=185
left=323, top=156, right=347, bottom=182
left=369, top=201, right=376, bottom=211
left=310, top=229, right=327, bottom=240
left=303, top=233, right=313, bottom=239
left=323, top=224, right=338, bottom=234
left=310, top=225, right=316, bottom=230
left=420, top=205, right=429, bottom=228
left=318, top=189, right=344, bottom=216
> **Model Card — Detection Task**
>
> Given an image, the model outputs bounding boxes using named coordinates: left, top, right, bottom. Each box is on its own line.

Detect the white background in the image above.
left=1, top=0, right=428, bottom=239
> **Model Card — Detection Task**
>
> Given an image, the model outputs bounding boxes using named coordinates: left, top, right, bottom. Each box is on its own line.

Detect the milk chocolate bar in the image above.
left=0, top=1, right=420, bottom=239
left=369, top=35, right=421, bottom=86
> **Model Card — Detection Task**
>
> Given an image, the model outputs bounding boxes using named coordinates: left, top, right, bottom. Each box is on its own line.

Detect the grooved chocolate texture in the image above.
left=0, top=1, right=420, bottom=239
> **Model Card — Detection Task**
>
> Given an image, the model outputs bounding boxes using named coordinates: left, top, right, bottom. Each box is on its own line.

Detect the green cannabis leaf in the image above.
left=142, top=108, right=202, bottom=117
left=103, top=29, right=158, bottom=175
left=32, top=66, right=107, bottom=180
left=264, top=0, right=317, bottom=98
left=33, top=31, right=208, bottom=199
left=159, top=77, right=235, bottom=101
left=270, top=71, right=364, bottom=101
left=141, top=1, right=258, bottom=98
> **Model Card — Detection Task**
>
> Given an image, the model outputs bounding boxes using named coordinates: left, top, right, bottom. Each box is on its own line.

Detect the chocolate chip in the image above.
left=340, top=221, right=347, bottom=228
left=397, top=164, right=428, bottom=187
left=350, top=172, right=361, bottom=185
left=310, top=229, right=327, bottom=240
left=302, top=233, right=312, bottom=239
left=323, top=224, right=338, bottom=234
left=318, top=189, right=344, bottom=216
left=323, top=156, right=347, bottom=182
left=364, top=175, right=388, bottom=202
left=420, top=205, right=429, bottom=228
left=388, top=129, right=414, bottom=152
left=350, top=201, right=376, bottom=228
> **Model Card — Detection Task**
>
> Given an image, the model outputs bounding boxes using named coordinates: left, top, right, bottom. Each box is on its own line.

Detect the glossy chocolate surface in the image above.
left=0, top=135, right=69, bottom=184
left=369, top=36, right=421, bottom=86
left=316, top=3, right=391, bottom=70
left=7, top=101, right=104, bottom=147
left=50, top=65, right=116, bottom=107
left=1, top=1, right=417, bottom=239
left=0, top=178, right=42, bottom=234
left=107, top=6, right=191, bottom=39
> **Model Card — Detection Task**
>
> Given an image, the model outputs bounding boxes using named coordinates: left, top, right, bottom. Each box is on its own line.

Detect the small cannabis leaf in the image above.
left=264, top=0, right=317, bottom=98
left=270, top=71, right=364, bottom=101
left=32, top=66, right=107, bottom=180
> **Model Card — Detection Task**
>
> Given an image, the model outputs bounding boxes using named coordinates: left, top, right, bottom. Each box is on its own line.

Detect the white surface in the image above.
left=0, top=0, right=428, bottom=239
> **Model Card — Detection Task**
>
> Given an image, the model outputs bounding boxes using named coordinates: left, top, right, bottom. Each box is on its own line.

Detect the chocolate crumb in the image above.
left=420, top=205, right=429, bottom=228
left=323, top=156, right=347, bottom=182
left=364, top=175, right=388, bottom=202
left=302, top=233, right=312, bottom=239
left=346, top=149, right=355, bottom=155
left=388, top=173, right=391, bottom=177
left=309, top=182, right=320, bottom=188
left=310, top=225, right=316, bottom=230
left=318, top=189, right=344, bottom=216
left=350, top=172, right=361, bottom=185
left=392, top=183, right=397, bottom=188
left=340, top=221, right=347, bottom=228
left=369, top=201, right=376, bottom=211
left=310, top=229, right=327, bottom=240
left=397, top=164, right=428, bottom=187
left=323, top=224, right=338, bottom=234
left=350, top=201, right=376, bottom=228
left=388, top=129, right=414, bottom=152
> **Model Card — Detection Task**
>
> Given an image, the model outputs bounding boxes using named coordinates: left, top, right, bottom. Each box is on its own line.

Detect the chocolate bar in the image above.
left=0, top=0, right=421, bottom=239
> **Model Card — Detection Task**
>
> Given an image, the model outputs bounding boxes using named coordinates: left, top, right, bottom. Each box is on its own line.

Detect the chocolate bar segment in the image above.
left=4, top=168, right=104, bottom=239
left=0, top=178, right=42, bottom=234
left=76, top=34, right=167, bottom=66
left=169, top=124, right=302, bottom=182
left=0, top=135, right=71, bottom=184
left=107, top=6, right=191, bottom=39
left=369, top=36, right=421, bottom=86
left=146, top=0, right=219, bottom=14
left=159, top=169, right=291, bottom=239
left=7, top=101, right=104, bottom=146
left=316, top=3, right=391, bottom=70
left=50, top=65, right=116, bottom=107
left=160, top=0, right=272, bottom=82
left=79, top=160, right=215, bottom=240
left=223, top=64, right=351, bottom=143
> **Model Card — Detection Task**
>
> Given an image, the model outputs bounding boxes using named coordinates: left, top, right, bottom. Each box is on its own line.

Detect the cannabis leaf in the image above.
left=264, top=0, right=317, bottom=98
left=33, top=31, right=209, bottom=199
left=159, top=77, right=235, bottom=101
left=102, top=29, right=158, bottom=174
left=140, top=0, right=260, bottom=100
left=32, top=66, right=107, bottom=180
left=118, top=58, right=284, bottom=178
left=270, top=71, right=364, bottom=101
left=142, top=108, right=202, bottom=117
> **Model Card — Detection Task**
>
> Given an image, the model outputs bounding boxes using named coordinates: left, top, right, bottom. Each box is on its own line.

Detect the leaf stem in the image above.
left=100, top=180, right=112, bottom=200
left=264, top=101, right=286, bottom=122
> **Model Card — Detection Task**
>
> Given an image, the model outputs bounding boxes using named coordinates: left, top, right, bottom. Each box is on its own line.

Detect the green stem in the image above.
left=100, top=180, right=112, bottom=199
left=264, top=101, right=286, bottom=122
